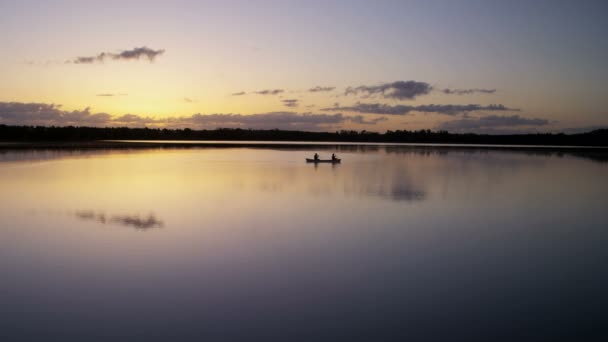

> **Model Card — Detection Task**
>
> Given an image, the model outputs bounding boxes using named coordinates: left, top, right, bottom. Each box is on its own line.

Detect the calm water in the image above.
left=1, top=146, right=607, bottom=340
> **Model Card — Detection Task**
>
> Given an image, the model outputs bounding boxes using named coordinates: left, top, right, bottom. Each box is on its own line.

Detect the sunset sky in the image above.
left=1, top=0, right=607, bottom=133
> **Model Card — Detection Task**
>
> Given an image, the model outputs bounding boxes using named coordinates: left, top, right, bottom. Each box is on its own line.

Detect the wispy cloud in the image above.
left=68, top=46, right=165, bottom=64
left=436, top=115, right=550, bottom=133
left=309, top=86, right=336, bottom=92
left=73, top=56, right=99, bottom=64
left=96, top=93, right=127, bottom=97
left=0, top=101, right=385, bottom=131
left=227, top=81, right=494, bottom=99
left=345, top=81, right=433, bottom=100
left=254, top=89, right=284, bottom=95
left=183, top=97, right=195, bottom=103
left=281, top=99, right=299, bottom=108
left=322, top=102, right=517, bottom=115
left=442, top=88, right=496, bottom=95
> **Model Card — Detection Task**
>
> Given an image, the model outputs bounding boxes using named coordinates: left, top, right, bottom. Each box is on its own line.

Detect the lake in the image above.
left=1, top=145, right=607, bottom=340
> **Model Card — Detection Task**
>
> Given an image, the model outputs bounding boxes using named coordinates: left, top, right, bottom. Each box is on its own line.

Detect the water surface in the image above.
left=1, top=146, right=607, bottom=340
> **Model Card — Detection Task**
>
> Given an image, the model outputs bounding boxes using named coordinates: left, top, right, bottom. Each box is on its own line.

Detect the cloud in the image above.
left=344, top=80, right=498, bottom=99
left=561, top=125, right=608, bottom=134
left=112, top=47, right=165, bottom=61
left=436, top=114, right=550, bottom=133
left=113, top=114, right=159, bottom=125
left=413, top=104, right=515, bottom=115
left=23, top=59, right=60, bottom=66
left=0, top=101, right=385, bottom=131
left=184, top=98, right=194, bottom=103
left=231, top=91, right=246, bottom=96
left=69, top=46, right=165, bottom=64
left=165, top=112, right=372, bottom=131
left=96, top=93, right=127, bottom=97
left=281, top=99, right=299, bottom=108
left=322, top=102, right=517, bottom=115
left=349, top=116, right=388, bottom=125
left=324, top=103, right=412, bottom=115
left=309, top=86, right=336, bottom=92
left=442, top=88, right=496, bottom=95
left=74, top=56, right=100, bottom=64
left=345, top=81, right=433, bottom=100
left=0, top=102, right=112, bottom=126
left=254, top=89, right=284, bottom=95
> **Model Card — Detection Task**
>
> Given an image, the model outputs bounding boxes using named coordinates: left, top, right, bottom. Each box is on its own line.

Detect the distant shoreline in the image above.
left=1, top=124, right=607, bottom=148
left=1, top=140, right=607, bottom=152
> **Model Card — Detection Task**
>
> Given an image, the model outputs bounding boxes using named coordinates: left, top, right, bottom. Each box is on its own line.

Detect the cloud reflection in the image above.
left=386, top=186, right=426, bottom=202
left=74, top=210, right=163, bottom=230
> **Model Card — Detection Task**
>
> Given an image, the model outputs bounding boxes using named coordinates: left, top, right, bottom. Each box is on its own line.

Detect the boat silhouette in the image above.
left=306, top=158, right=341, bottom=163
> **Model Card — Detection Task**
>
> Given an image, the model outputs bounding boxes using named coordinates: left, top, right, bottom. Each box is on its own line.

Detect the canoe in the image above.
left=306, top=158, right=341, bottom=163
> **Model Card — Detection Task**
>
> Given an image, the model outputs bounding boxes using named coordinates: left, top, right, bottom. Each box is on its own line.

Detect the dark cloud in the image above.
left=69, top=46, right=165, bottom=64
left=0, top=101, right=384, bottom=131
left=113, top=114, right=159, bottom=125
left=322, top=102, right=516, bottom=115
left=231, top=91, right=246, bottom=96
left=0, top=102, right=112, bottom=126
left=282, top=99, right=299, bottom=108
left=254, top=89, right=284, bottom=95
left=165, top=112, right=371, bottom=131
left=345, top=81, right=433, bottom=100
left=414, top=104, right=515, bottom=115
left=309, top=86, right=336, bottom=92
left=561, top=125, right=608, bottom=134
left=324, top=103, right=412, bottom=115
left=436, top=115, right=550, bottom=133
left=112, top=47, right=165, bottom=61
left=349, top=116, right=388, bottom=125
left=442, top=88, right=496, bottom=95
left=344, top=81, right=498, bottom=99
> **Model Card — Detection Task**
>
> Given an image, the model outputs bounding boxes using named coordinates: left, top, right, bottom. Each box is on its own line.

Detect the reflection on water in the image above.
left=0, top=148, right=140, bottom=163
left=74, top=210, right=163, bottom=230
left=2, top=144, right=608, bottom=163
left=0, top=145, right=607, bottom=340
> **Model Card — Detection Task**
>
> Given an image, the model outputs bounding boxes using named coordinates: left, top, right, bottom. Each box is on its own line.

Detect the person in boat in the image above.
left=314, top=153, right=319, bottom=161
left=331, top=153, right=337, bottom=161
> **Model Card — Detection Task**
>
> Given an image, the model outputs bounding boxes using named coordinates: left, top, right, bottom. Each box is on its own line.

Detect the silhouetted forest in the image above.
left=1, top=124, right=607, bottom=146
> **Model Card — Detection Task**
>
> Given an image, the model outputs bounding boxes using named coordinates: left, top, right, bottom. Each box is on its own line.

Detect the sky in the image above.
left=1, top=0, right=607, bottom=133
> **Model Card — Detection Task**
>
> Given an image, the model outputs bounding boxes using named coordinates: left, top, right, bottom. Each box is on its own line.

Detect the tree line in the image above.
left=0, top=124, right=606, bottom=146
